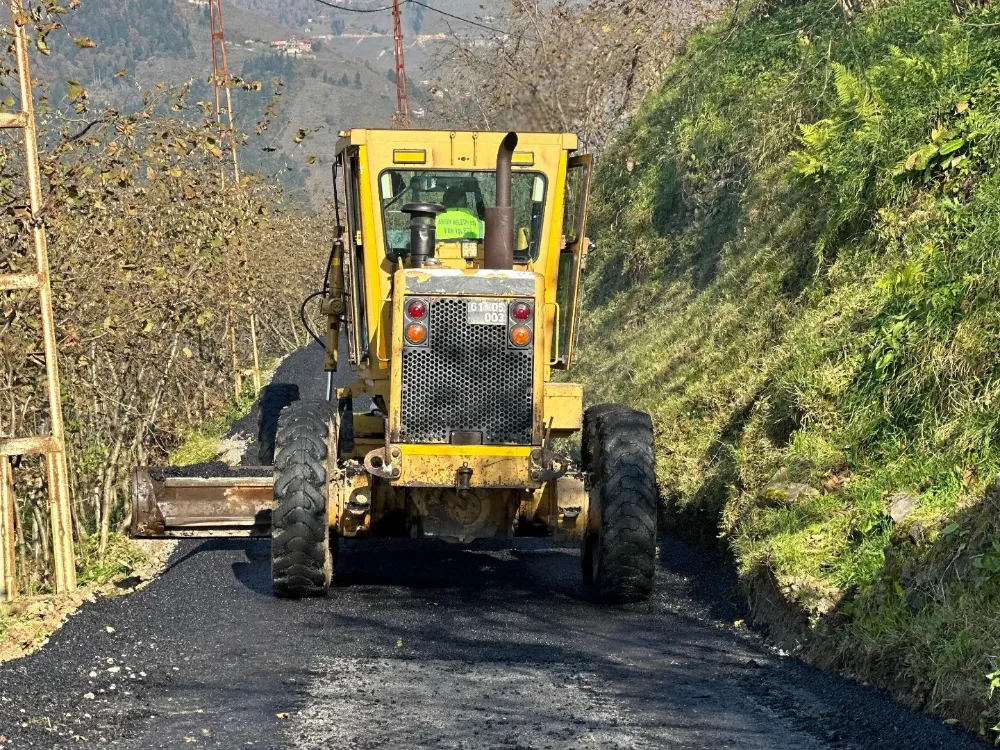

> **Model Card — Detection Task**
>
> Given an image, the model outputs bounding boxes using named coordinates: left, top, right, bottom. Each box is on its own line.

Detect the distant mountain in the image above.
left=36, top=0, right=193, bottom=107
left=226, top=0, right=505, bottom=77
left=32, top=0, right=501, bottom=205
left=226, top=0, right=502, bottom=40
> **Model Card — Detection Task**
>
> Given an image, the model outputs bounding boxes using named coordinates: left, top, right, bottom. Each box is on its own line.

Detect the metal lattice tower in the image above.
left=0, top=0, right=77, bottom=600
left=392, top=0, right=410, bottom=128
left=209, top=0, right=240, bottom=185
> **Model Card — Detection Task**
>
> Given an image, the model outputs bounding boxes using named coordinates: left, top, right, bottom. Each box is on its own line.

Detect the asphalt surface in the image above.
left=0, top=343, right=984, bottom=749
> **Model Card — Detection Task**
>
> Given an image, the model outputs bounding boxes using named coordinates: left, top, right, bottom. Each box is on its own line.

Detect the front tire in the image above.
left=257, top=383, right=300, bottom=465
left=582, top=404, right=657, bottom=603
left=271, top=401, right=334, bottom=598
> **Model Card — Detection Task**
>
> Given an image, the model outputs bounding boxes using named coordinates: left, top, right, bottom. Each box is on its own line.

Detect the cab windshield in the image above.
left=379, top=170, right=547, bottom=262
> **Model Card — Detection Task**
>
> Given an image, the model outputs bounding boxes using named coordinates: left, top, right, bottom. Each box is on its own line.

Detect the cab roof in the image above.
left=336, top=128, right=579, bottom=154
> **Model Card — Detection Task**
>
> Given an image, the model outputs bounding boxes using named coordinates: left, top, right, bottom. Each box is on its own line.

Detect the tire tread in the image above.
left=583, top=404, right=657, bottom=604
left=257, top=383, right=300, bottom=465
left=271, top=400, right=333, bottom=598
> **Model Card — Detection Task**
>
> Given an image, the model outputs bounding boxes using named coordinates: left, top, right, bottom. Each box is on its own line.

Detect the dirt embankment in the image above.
left=573, top=0, right=1000, bottom=738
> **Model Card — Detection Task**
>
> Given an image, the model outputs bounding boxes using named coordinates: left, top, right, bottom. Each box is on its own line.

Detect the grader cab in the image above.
left=131, top=129, right=658, bottom=603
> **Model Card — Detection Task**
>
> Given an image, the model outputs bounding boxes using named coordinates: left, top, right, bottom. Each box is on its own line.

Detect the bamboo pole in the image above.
left=12, top=2, right=75, bottom=592
left=249, top=313, right=262, bottom=394
left=229, top=313, right=242, bottom=399
left=0, top=457, right=16, bottom=601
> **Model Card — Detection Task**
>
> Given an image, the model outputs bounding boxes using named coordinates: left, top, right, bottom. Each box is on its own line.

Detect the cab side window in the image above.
left=552, top=155, right=592, bottom=368
left=344, top=149, right=369, bottom=361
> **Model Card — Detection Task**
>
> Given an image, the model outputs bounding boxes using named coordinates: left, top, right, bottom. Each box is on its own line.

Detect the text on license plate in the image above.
left=467, top=299, right=507, bottom=325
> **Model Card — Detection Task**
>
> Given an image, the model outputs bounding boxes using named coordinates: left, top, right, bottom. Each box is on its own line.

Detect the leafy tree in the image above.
left=0, top=2, right=325, bottom=576
left=433, top=0, right=719, bottom=152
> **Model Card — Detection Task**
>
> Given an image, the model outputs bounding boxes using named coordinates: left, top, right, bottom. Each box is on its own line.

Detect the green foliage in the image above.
left=169, top=415, right=239, bottom=468
left=75, top=533, right=150, bottom=588
left=577, top=0, right=1000, bottom=736
left=0, top=604, right=10, bottom=642
left=169, top=376, right=262, bottom=466
left=0, top=24, right=329, bottom=593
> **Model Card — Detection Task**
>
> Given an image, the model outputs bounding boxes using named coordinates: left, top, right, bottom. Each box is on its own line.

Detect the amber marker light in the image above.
left=405, top=323, right=427, bottom=345
left=510, top=325, right=532, bottom=347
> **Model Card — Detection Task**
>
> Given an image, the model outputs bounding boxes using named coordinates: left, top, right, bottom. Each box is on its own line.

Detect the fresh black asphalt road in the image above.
left=0, top=344, right=983, bottom=749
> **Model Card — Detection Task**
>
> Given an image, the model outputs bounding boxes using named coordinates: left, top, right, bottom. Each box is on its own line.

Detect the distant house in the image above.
left=271, top=39, right=314, bottom=57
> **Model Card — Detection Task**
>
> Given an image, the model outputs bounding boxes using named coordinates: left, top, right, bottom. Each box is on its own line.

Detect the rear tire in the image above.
left=271, top=400, right=334, bottom=598
left=582, top=404, right=657, bottom=603
left=581, top=403, right=620, bottom=472
left=257, top=383, right=300, bottom=465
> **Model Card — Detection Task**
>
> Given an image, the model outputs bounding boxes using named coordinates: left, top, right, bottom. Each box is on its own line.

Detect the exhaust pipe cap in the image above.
left=402, top=202, right=445, bottom=268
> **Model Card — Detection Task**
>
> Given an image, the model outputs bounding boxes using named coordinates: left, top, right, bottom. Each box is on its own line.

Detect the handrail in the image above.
left=545, top=301, right=561, bottom=366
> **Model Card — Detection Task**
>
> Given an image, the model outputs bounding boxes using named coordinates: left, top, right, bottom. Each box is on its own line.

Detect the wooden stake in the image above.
left=229, top=314, right=242, bottom=399
left=0, top=457, right=16, bottom=601
left=0, top=2, right=77, bottom=594
left=250, top=313, right=262, bottom=394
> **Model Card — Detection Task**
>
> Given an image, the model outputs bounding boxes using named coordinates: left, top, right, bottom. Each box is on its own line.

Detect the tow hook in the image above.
left=347, top=491, right=371, bottom=517
left=364, top=447, right=402, bottom=480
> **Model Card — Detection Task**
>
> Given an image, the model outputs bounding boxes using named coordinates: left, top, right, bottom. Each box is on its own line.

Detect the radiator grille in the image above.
left=401, top=297, right=533, bottom=444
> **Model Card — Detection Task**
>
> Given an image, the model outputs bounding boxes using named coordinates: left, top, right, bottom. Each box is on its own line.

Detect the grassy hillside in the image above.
left=577, top=0, right=1000, bottom=738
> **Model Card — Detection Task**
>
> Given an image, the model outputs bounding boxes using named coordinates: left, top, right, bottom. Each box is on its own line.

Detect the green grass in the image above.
left=0, top=604, right=11, bottom=642
left=576, top=0, right=1000, bottom=736
left=74, top=533, right=152, bottom=588
left=168, top=368, right=272, bottom=466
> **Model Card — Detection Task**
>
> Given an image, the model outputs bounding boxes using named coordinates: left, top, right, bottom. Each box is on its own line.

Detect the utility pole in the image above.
left=391, top=0, right=410, bottom=128
left=209, top=0, right=240, bottom=185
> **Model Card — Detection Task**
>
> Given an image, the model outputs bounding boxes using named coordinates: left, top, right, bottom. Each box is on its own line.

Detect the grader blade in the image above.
left=130, top=466, right=274, bottom=538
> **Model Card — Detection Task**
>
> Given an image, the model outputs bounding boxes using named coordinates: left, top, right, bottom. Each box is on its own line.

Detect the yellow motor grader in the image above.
left=131, top=129, right=657, bottom=603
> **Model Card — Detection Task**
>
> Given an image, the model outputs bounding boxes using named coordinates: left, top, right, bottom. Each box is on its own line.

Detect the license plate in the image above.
left=467, top=299, right=507, bottom=325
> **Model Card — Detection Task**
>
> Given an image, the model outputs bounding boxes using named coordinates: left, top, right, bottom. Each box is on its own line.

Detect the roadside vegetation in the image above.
left=572, top=0, right=1000, bottom=738
left=0, top=3, right=327, bottom=600
left=0, top=535, right=170, bottom=663
left=432, top=0, right=721, bottom=152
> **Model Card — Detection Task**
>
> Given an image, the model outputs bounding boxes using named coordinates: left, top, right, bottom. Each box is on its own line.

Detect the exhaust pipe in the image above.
left=484, top=132, right=518, bottom=271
